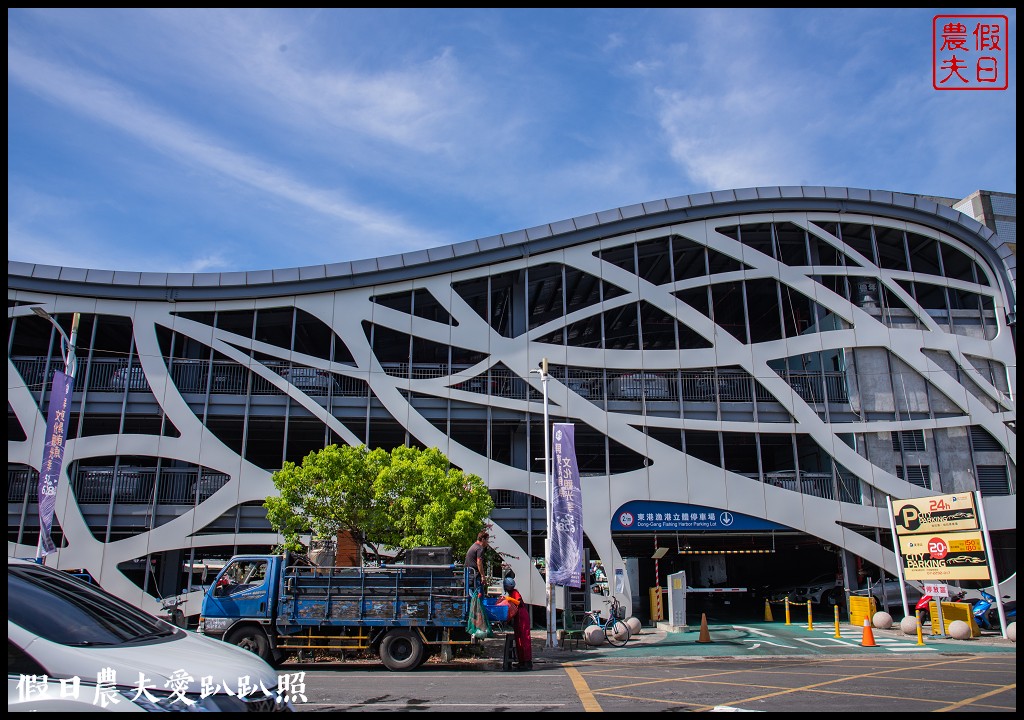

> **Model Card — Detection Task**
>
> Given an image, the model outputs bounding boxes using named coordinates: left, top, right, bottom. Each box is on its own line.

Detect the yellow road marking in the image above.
left=936, top=683, right=1016, bottom=712
left=564, top=664, right=603, bottom=712
left=568, top=655, right=1014, bottom=711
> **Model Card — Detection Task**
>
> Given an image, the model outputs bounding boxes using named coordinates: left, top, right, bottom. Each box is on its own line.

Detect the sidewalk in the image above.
left=478, top=620, right=1016, bottom=668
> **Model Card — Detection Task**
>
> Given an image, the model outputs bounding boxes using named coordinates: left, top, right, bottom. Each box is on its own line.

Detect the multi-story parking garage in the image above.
left=7, top=186, right=1016, bottom=622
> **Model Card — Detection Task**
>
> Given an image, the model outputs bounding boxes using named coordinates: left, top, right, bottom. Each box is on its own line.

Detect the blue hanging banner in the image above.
left=39, top=370, right=74, bottom=556
left=549, top=423, right=583, bottom=587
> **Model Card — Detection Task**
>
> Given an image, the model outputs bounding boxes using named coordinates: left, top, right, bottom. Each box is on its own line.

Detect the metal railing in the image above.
left=773, top=370, right=849, bottom=403
left=11, top=356, right=848, bottom=404
left=489, top=489, right=546, bottom=509
left=754, top=470, right=862, bottom=503
left=8, top=467, right=36, bottom=502
left=11, top=356, right=150, bottom=392
left=69, top=467, right=230, bottom=504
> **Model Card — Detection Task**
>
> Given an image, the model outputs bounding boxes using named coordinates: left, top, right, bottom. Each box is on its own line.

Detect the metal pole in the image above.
left=32, top=309, right=81, bottom=561
left=975, top=490, right=1008, bottom=638
left=32, top=307, right=80, bottom=378
left=66, top=313, right=81, bottom=378
left=885, top=495, right=911, bottom=618
left=541, top=359, right=556, bottom=648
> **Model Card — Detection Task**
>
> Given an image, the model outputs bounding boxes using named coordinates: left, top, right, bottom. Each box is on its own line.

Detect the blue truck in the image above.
left=198, top=551, right=490, bottom=671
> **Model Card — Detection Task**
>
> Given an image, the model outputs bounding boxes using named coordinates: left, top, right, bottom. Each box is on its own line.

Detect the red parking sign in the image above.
left=927, top=537, right=949, bottom=560
left=933, top=15, right=1009, bottom=90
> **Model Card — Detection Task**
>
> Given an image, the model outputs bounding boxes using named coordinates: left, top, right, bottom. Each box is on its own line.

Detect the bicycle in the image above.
left=582, top=596, right=631, bottom=646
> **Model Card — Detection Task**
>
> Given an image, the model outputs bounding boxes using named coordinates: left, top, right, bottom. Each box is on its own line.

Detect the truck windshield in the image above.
left=215, top=559, right=268, bottom=594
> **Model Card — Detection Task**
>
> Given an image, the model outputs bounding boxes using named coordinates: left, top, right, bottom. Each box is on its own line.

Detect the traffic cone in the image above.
left=860, top=617, right=876, bottom=647
left=764, top=599, right=774, bottom=622
left=697, top=613, right=713, bottom=643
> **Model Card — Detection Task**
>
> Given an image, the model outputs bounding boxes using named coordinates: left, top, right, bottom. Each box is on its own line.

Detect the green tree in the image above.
left=264, top=444, right=494, bottom=560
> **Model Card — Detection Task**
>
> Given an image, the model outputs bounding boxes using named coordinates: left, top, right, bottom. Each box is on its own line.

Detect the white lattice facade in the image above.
left=8, top=186, right=1017, bottom=618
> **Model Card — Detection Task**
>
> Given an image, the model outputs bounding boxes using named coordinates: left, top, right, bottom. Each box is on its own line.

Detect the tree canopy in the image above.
left=264, top=444, right=494, bottom=560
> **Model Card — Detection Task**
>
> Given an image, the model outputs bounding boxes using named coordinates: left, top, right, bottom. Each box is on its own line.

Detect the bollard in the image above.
left=806, top=599, right=813, bottom=631
left=784, top=597, right=791, bottom=625
left=834, top=605, right=841, bottom=638
left=916, top=617, right=925, bottom=646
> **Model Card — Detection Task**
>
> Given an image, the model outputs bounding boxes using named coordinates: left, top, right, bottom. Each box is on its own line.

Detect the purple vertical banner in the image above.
left=38, top=369, right=74, bottom=556
left=549, top=423, right=583, bottom=587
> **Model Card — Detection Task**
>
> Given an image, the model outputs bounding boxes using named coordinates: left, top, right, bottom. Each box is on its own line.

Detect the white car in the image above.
left=110, top=365, right=148, bottom=391
left=8, top=557, right=292, bottom=712
left=767, top=573, right=844, bottom=607
left=610, top=372, right=671, bottom=400
left=850, top=575, right=925, bottom=614
left=279, top=366, right=338, bottom=394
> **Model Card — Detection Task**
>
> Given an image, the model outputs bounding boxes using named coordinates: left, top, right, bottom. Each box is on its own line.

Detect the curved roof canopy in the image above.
left=8, top=186, right=1012, bottom=308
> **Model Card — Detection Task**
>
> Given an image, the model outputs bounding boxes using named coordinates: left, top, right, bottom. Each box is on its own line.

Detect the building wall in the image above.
left=7, top=187, right=1017, bottom=617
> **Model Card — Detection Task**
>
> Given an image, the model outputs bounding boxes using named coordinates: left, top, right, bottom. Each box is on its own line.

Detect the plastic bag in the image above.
left=467, top=593, right=494, bottom=639
left=499, top=594, right=520, bottom=619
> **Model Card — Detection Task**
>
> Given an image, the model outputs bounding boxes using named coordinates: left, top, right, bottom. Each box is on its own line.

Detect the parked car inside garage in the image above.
left=767, top=572, right=844, bottom=607
left=850, top=575, right=925, bottom=614
left=110, top=365, right=149, bottom=391
left=610, top=372, right=671, bottom=400
left=279, top=366, right=338, bottom=394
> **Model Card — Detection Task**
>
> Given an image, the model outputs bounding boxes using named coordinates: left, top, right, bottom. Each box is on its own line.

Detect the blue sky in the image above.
left=8, top=8, right=1017, bottom=274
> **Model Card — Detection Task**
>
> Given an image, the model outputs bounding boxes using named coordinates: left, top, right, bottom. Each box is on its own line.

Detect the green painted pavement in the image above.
left=602, top=621, right=1016, bottom=658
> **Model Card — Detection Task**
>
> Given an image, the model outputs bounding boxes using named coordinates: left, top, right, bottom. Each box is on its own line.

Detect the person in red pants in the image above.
left=503, top=576, right=532, bottom=670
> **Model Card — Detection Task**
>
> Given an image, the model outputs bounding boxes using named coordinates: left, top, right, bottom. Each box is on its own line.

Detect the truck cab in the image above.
left=200, top=555, right=280, bottom=662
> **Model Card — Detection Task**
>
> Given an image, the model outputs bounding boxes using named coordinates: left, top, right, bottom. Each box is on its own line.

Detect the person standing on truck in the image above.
left=465, top=531, right=489, bottom=595
left=503, top=576, right=533, bottom=670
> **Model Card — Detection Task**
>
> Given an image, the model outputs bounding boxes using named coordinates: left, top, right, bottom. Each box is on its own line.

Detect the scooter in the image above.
left=974, top=589, right=1016, bottom=631
left=915, top=589, right=966, bottom=624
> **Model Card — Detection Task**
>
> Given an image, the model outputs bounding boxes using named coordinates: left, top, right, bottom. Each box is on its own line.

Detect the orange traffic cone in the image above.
left=697, top=613, right=713, bottom=643
left=860, top=617, right=876, bottom=647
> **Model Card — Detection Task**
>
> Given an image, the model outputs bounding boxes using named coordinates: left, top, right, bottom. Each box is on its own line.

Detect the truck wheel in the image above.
left=379, top=630, right=424, bottom=671
left=226, top=625, right=272, bottom=664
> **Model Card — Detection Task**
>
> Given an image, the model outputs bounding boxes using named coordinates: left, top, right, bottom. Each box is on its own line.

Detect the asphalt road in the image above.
left=284, top=653, right=1016, bottom=712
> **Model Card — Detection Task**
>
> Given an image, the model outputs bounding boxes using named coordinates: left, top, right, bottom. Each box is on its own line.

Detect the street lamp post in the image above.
left=32, top=307, right=80, bottom=561
left=32, top=307, right=81, bottom=381
left=530, top=358, right=556, bottom=648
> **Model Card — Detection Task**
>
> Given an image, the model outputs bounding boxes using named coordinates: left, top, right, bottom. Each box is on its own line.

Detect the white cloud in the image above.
left=135, top=9, right=484, bottom=155
left=7, top=44, right=445, bottom=246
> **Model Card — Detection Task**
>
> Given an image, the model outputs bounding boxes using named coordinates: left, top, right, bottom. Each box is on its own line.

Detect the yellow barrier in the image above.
left=928, top=601, right=979, bottom=637
left=849, top=596, right=876, bottom=628
left=649, top=586, right=664, bottom=622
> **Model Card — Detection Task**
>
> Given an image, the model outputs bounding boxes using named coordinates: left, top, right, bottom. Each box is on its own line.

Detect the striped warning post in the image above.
left=649, top=585, right=664, bottom=621
left=654, top=536, right=660, bottom=587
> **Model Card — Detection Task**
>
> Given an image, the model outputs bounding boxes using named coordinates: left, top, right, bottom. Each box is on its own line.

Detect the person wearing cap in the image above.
left=465, top=531, right=489, bottom=596
left=503, top=576, right=532, bottom=670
